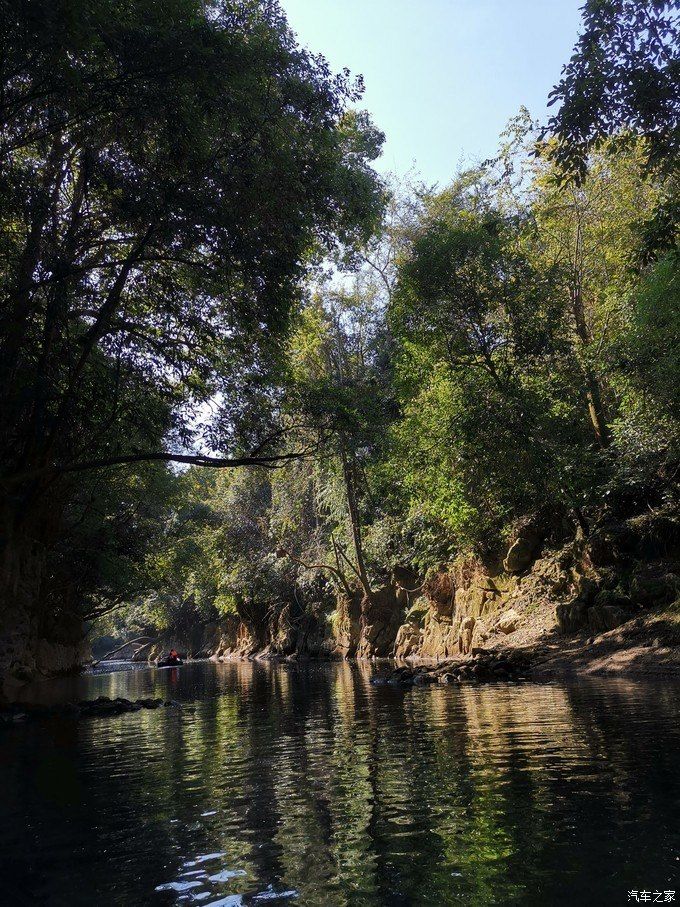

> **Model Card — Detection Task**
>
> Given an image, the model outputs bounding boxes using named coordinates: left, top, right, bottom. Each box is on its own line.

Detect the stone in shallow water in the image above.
left=413, top=671, right=438, bottom=684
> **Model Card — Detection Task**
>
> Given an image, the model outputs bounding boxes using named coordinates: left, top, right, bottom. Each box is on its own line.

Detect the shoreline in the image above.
left=94, top=612, right=680, bottom=682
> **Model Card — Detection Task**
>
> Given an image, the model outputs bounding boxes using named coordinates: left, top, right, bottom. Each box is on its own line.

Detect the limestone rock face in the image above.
left=334, top=592, right=362, bottom=658
left=356, top=586, right=407, bottom=659
left=471, top=618, right=489, bottom=648
left=393, top=622, right=421, bottom=659
left=555, top=601, right=588, bottom=634
left=458, top=616, right=476, bottom=655
left=587, top=604, right=629, bottom=633
left=503, top=531, right=541, bottom=573
left=294, top=612, right=335, bottom=657
left=497, top=608, right=521, bottom=634
left=420, top=617, right=459, bottom=658
left=0, top=606, right=89, bottom=697
left=391, top=559, right=527, bottom=660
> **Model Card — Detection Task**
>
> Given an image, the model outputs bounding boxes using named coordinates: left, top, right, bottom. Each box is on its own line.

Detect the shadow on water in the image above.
left=1, top=661, right=680, bottom=905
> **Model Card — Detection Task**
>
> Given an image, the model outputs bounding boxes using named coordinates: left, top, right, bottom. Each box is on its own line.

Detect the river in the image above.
left=1, top=661, right=679, bottom=905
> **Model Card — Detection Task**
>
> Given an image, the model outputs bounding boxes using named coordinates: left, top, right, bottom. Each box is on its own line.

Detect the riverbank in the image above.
left=192, top=511, right=680, bottom=682
left=9, top=605, right=680, bottom=713
left=371, top=601, right=680, bottom=687
left=4, top=508, right=678, bottom=701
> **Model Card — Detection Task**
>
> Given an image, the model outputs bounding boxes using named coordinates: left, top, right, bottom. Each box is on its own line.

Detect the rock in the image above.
left=458, top=616, right=476, bottom=655
left=409, top=650, right=534, bottom=686
left=555, top=601, right=589, bottom=634
left=471, top=619, right=490, bottom=648
left=393, top=622, right=421, bottom=659
left=588, top=604, right=629, bottom=633
left=503, top=531, right=541, bottom=573
left=1, top=695, right=192, bottom=723
left=369, top=665, right=418, bottom=686
left=497, top=609, right=521, bottom=635
left=413, top=672, right=438, bottom=685
left=630, top=568, right=680, bottom=606
left=593, top=589, right=632, bottom=610
left=507, top=649, right=528, bottom=664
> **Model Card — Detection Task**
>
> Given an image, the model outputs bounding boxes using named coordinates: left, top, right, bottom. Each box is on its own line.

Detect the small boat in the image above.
left=157, top=655, right=183, bottom=668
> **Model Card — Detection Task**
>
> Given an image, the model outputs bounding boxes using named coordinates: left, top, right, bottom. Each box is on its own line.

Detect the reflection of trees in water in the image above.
left=211, top=670, right=680, bottom=905
left=4, top=667, right=680, bottom=905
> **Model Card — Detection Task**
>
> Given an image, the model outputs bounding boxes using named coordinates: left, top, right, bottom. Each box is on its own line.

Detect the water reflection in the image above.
left=2, top=662, right=680, bottom=905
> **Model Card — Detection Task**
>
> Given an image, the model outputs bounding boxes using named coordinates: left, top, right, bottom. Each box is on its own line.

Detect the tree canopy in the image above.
left=545, top=0, right=680, bottom=181
left=2, top=0, right=679, bottom=663
left=0, top=0, right=383, bottom=628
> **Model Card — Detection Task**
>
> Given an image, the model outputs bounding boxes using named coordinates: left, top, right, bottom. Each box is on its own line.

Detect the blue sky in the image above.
left=281, top=0, right=584, bottom=187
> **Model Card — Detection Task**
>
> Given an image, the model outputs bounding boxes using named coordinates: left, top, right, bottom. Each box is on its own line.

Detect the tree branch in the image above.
left=1, top=448, right=317, bottom=488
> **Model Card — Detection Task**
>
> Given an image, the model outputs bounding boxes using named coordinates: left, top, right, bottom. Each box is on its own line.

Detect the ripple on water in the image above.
left=2, top=662, right=680, bottom=905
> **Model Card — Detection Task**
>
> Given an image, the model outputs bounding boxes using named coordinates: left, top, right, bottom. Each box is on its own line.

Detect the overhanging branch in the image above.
left=1, top=448, right=317, bottom=488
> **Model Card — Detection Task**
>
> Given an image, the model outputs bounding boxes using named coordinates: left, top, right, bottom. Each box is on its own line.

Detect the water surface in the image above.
left=2, top=661, right=679, bottom=905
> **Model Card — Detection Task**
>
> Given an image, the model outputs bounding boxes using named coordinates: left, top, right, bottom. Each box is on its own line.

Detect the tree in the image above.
left=0, top=0, right=383, bottom=668
left=609, top=251, right=680, bottom=491
left=545, top=0, right=680, bottom=182
left=284, top=285, right=394, bottom=600
left=390, top=176, right=597, bottom=543
left=528, top=140, right=663, bottom=447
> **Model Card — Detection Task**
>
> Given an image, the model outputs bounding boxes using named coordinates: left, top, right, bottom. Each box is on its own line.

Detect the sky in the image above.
left=281, top=0, right=585, bottom=187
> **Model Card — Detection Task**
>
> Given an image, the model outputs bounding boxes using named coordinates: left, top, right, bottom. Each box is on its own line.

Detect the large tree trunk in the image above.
left=0, top=494, right=86, bottom=698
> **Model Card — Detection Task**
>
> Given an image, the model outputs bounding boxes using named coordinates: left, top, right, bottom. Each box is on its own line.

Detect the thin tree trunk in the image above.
left=340, top=449, right=373, bottom=603
left=571, top=222, right=610, bottom=448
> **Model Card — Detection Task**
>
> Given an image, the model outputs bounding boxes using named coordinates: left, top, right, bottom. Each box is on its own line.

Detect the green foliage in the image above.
left=619, top=253, right=680, bottom=420
left=1, top=0, right=384, bottom=474
left=125, top=122, right=680, bottom=626
left=9, top=0, right=680, bottom=642
left=389, top=183, right=597, bottom=545
left=610, top=252, right=680, bottom=485
left=0, top=0, right=383, bottom=626
left=545, top=0, right=680, bottom=181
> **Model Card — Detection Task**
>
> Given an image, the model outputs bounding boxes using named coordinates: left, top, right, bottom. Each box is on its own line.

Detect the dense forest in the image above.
left=1, top=0, right=678, bottom=685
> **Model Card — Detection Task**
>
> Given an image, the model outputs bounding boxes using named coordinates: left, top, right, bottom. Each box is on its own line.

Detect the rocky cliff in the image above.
left=0, top=602, right=90, bottom=700
left=13, top=510, right=679, bottom=691
left=197, top=509, right=680, bottom=672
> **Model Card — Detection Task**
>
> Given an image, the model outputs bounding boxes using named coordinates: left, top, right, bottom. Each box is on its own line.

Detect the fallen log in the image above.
left=91, top=636, right=158, bottom=667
